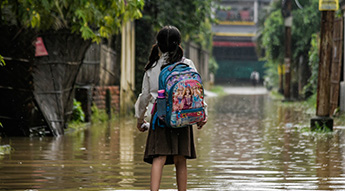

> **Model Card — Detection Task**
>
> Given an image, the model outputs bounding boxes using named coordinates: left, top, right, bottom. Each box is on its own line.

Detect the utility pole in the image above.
left=310, top=0, right=338, bottom=130
left=282, top=0, right=292, bottom=100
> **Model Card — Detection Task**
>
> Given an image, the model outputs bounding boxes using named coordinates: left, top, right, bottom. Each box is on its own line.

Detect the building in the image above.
left=212, top=0, right=272, bottom=83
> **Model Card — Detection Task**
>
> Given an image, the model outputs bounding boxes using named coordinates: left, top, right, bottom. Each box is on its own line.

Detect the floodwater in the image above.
left=1, top=87, right=345, bottom=191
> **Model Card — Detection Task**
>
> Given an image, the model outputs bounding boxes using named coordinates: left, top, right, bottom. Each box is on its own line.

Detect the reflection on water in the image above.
left=1, top=92, right=345, bottom=190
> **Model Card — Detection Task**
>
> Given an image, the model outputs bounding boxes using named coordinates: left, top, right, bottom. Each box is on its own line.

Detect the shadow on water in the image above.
left=1, top=88, right=345, bottom=190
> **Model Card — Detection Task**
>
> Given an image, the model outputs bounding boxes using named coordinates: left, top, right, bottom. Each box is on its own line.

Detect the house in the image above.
left=212, top=0, right=272, bottom=84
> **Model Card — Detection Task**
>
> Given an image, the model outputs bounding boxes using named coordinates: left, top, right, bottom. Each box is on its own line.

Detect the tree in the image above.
left=0, top=0, right=144, bottom=136
left=135, top=0, right=218, bottom=94
left=0, top=0, right=144, bottom=42
left=261, top=10, right=285, bottom=64
left=258, top=6, right=285, bottom=89
left=257, top=0, right=321, bottom=95
left=144, top=0, right=216, bottom=50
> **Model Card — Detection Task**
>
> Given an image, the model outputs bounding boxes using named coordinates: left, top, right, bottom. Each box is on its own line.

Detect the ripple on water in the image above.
left=1, top=93, right=345, bottom=190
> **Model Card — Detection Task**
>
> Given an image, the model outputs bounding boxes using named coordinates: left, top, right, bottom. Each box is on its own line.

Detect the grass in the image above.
left=91, top=104, right=110, bottom=123
left=270, top=91, right=345, bottom=131
left=269, top=90, right=284, bottom=100
left=300, top=126, right=332, bottom=133
left=209, top=85, right=226, bottom=96
left=66, top=105, right=119, bottom=134
left=334, top=111, right=345, bottom=126
left=66, top=121, right=91, bottom=134
left=0, top=145, right=12, bottom=155
left=305, top=93, right=317, bottom=109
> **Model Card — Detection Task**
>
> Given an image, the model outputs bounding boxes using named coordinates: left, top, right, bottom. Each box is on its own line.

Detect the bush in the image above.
left=208, top=57, right=219, bottom=75
left=71, top=99, right=85, bottom=123
left=91, top=104, right=109, bottom=123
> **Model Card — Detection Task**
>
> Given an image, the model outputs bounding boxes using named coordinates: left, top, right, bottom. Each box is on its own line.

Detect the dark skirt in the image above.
left=143, top=113, right=197, bottom=165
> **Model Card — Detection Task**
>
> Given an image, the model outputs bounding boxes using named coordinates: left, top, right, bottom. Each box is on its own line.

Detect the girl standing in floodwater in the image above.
left=134, top=26, right=207, bottom=191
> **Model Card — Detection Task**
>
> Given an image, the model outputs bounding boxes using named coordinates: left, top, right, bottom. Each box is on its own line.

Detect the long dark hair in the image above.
left=144, top=26, right=184, bottom=71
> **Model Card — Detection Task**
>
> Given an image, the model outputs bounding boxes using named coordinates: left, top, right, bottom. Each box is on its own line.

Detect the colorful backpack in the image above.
left=153, top=60, right=206, bottom=129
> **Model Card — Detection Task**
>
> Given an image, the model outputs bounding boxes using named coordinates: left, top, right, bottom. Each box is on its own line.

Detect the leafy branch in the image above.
left=1, top=0, right=144, bottom=42
left=143, top=0, right=219, bottom=51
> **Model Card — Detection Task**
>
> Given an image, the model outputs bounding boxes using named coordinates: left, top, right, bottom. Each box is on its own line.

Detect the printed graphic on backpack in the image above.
left=169, top=79, right=205, bottom=127
left=157, top=61, right=205, bottom=128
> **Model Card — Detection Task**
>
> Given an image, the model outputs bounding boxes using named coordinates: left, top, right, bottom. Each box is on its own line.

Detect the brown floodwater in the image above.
left=1, top=89, right=345, bottom=191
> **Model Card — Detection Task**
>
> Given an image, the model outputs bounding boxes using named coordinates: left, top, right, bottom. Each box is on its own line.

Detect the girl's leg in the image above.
left=174, top=155, right=187, bottom=191
left=151, top=156, right=167, bottom=191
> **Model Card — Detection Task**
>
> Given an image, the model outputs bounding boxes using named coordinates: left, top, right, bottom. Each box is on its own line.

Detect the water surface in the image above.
left=1, top=89, right=345, bottom=190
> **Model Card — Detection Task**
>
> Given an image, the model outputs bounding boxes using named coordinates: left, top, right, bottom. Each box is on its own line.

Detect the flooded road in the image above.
left=1, top=87, right=345, bottom=191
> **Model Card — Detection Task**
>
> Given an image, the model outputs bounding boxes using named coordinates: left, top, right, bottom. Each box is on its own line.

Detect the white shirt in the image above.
left=134, top=53, right=207, bottom=123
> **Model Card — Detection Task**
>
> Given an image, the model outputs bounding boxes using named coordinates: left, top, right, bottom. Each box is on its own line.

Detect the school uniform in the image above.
left=135, top=53, right=207, bottom=165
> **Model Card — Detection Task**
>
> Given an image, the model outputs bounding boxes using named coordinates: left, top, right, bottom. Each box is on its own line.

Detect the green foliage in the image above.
left=71, top=99, right=85, bottom=123
left=261, top=10, right=284, bottom=63
left=255, top=4, right=285, bottom=89
left=0, top=55, right=5, bottom=66
left=0, top=145, right=12, bottom=155
left=135, top=0, right=218, bottom=95
left=257, top=0, right=321, bottom=90
left=305, top=93, right=317, bottom=109
left=208, top=56, right=219, bottom=75
left=312, top=122, right=333, bottom=133
left=335, top=113, right=345, bottom=125
left=263, top=60, right=281, bottom=89
left=209, top=85, right=226, bottom=96
left=269, top=90, right=284, bottom=100
left=291, top=0, right=320, bottom=59
left=1, top=0, right=144, bottom=42
left=143, top=0, right=217, bottom=50
left=66, top=122, right=90, bottom=134
left=304, top=34, right=319, bottom=94
left=300, top=125, right=332, bottom=134
left=91, top=104, right=108, bottom=123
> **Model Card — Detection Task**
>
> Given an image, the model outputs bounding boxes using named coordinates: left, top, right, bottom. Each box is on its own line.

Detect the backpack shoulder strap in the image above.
left=160, top=57, right=187, bottom=71
left=168, top=62, right=189, bottom=71
left=158, top=57, right=188, bottom=89
left=168, top=57, right=189, bottom=71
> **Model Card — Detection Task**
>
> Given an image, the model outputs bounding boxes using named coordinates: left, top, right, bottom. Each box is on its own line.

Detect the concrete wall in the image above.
left=100, top=44, right=119, bottom=85
left=120, top=21, right=136, bottom=115
left=185, top=41, right=209, bottom=82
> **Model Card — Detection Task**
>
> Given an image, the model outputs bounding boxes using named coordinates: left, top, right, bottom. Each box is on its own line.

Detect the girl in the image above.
left=134, top=26, right=207, bottom=191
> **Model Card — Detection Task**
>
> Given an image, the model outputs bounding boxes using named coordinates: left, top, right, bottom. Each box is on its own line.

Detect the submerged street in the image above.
left=1, top=87, right=345, bottom=191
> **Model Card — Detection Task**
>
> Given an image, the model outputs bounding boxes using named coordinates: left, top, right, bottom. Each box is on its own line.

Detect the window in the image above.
left=216, top=2, right=254, bottom=22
